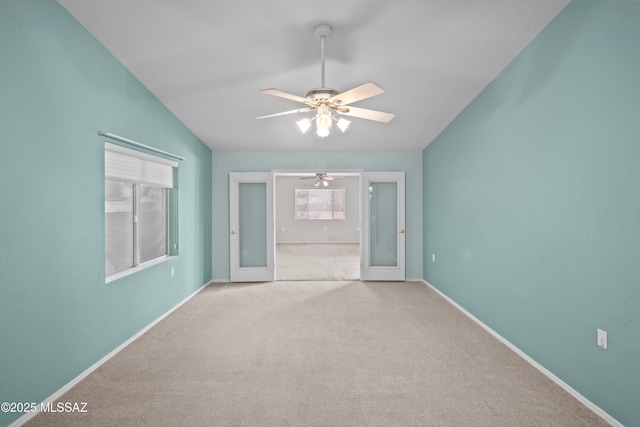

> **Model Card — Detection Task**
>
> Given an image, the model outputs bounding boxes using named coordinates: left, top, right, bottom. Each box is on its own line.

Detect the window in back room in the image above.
left=294, top=188, right=345, bottom=220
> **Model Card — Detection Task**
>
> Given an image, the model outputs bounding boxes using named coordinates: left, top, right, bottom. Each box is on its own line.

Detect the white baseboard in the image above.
left=276, top=241, right=360, bottom=245
left=421, top=280, right=622, bottom=427
left=9, top=281, right=212, bottom=427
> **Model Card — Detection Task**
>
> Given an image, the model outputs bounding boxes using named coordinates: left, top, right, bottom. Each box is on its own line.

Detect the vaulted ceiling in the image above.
left=58, top=0, right=571, bottom=151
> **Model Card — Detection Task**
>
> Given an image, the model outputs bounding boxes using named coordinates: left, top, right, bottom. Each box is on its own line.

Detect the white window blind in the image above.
left=105, top=142, right=177, bottom=188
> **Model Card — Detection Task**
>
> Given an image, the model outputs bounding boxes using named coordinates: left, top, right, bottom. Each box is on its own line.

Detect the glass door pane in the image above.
left=239, top=182, right=267, bottom=267
left=369, top=182, right=398, bottom=267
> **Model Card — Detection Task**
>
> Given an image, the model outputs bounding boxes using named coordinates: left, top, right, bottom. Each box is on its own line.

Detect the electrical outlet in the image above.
left=597, top=329, right=607, bottom=350
left=171, top=267, right=175, bottom=277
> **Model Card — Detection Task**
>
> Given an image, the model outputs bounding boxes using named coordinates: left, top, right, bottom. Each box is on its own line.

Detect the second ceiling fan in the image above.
left=256, top=24, right=395, bottom=137
left=300, top=172, right=343, bottom=187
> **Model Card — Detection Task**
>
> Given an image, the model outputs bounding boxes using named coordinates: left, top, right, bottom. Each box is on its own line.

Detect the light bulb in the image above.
left=316, top=116, right=331, bottom=138
left=316, top=126, right=330, bottom=138
left=316, top=104, right=332, bottom=138
left=323, top=180, right=329, bottom=187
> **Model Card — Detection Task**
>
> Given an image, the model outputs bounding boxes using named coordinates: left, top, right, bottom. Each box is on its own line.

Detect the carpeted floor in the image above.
left=25, top=281, right=609, bottom=427
left=276, top=243, right=360, bottom=281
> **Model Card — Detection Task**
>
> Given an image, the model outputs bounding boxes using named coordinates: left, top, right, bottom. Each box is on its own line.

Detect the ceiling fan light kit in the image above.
left=256, top=24, right=394, bottom=139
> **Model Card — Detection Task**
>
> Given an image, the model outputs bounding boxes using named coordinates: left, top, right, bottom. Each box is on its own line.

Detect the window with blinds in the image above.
left=105, top=143, right=177, bottom=280
left=295, top=188, right=346, bottom=220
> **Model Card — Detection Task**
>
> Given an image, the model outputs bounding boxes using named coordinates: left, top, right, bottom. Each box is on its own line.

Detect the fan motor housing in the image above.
left=305, top=88, right=340, bottom=101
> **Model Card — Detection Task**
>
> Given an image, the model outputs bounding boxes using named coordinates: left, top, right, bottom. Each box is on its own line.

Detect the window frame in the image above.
left=294, top=187, right=346, bottom=221
left=105, top=143, right=177, bottom=283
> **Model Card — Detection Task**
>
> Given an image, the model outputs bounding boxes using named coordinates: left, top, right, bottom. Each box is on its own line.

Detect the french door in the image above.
left=361, top=172, right=405, bottom=281
left=229, top=172, right=274, bottom=282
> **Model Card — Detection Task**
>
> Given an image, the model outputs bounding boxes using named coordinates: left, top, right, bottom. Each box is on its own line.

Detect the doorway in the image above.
left=274, top=172, right=361, bottom=281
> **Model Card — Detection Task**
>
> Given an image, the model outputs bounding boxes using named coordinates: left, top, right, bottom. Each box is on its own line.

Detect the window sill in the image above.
left=106, top=255, right=177, bottom=284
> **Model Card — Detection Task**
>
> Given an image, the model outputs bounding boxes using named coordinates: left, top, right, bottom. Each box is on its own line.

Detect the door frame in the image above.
left=229, top=172, right=274, bottom=282
left=229, top=169, right=406, bottom=282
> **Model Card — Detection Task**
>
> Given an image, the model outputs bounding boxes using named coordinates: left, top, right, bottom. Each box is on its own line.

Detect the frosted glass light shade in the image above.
left=336, top=118, right=350, bottom=133
left=296, top=118, right=312, bottom=133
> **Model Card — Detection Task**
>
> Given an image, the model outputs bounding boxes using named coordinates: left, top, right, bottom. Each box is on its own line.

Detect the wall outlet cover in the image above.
left=597, top=328, right=607, bottom=350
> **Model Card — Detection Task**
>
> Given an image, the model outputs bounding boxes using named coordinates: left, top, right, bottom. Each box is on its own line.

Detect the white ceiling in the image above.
left=58, top=0, right=570, bottom=152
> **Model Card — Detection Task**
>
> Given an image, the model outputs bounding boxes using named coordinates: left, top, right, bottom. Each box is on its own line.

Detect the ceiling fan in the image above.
left=256, top=24, right=395, bottom=137
left=300, top=173, right=343, bottom=187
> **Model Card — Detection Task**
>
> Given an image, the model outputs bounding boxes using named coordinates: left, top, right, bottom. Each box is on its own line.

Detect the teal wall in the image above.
left=423, top=1, right=640, bottom=425
left=0, top=1, right=212, bottom=426
left=212, top=151, right=423, bottom=281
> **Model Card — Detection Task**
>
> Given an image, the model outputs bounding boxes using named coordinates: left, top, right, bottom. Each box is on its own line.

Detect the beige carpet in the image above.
left=276, top=243, right=360, bottom=281
left=26, top=281, right=608, bottom=427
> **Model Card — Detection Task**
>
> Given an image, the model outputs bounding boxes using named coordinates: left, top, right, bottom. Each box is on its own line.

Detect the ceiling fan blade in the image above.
left=328, top=82, right=385, bottom=106
left=300, top=173, right=325, bottom=180
left=255, top=107, right=315, bottom=119
left=260, top=88, right=310, bottom=105
left=337, top=106, right=395, bottom=123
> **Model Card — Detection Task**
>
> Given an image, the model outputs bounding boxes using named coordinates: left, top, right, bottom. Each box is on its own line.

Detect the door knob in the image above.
left=399, top=229, right=405, bottom=234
